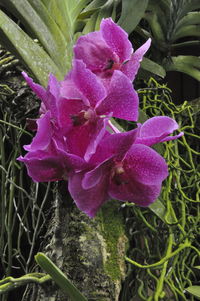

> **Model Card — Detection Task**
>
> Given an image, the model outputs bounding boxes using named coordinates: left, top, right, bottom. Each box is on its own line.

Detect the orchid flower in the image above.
left=58, top=59, right=139, bottom=160
left=19, top=18, right=183, bottom=219
left=22, top=58, right=139, bottom=161
left=68, top=128, right=169, bottom=217
left=74, top=18, right=151, bottom=84
left=18, top=112, right=87, bottom=182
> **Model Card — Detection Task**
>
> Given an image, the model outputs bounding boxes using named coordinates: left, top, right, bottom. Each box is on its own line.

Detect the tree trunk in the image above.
left=25, top=182, right=128, bottom=301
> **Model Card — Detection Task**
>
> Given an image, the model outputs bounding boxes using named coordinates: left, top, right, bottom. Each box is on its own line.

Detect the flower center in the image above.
left=71, top=109, right=95, bottom=126
left=104, top=59, right=121, bottom=71
left=111, top=162, right=127, bottom=186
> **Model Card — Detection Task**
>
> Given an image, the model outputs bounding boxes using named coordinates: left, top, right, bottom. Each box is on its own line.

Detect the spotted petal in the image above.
left=135, top=116, right=183, bottom=146
left=71, top=60, right=107, bottom=108
left=68, top=171, right=109, bottom=217
left=24, top=112, right=52, bottom=152
left=96, top=70, right=139, bottom=121
left=109, top=179, right=161, bottom=207
left=121, top=38, right=151, bottom=81
left=18, top=144, right=87, bottom=182
left=123, top=144, right=168, bottom=185
left=101, top=18, right=133, bottom=62
left=22, top=71, right=46, bottom=100
left=73, top=31, right=116, bottom=72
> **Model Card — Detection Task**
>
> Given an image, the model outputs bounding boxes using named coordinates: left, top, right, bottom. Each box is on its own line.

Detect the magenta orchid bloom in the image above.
left=74, top=18, right=151, bottom=83
left=18, top=112, right=87, bottom=182
left=19, top=18, right=183, bottom=218
left=59, top=59, right=139, bottom=160
left=22, top=58, right=139, bottom=161
left=68, top=129, right=168, bottom=217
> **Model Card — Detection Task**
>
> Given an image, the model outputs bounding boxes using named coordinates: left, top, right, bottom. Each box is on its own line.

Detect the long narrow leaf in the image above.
left=2, top=0, right=68, bottom=74
left=45, top=0, right=70, bottom=38
left=82, top=0, right=108, bottom=12
left=174, top=25, right=200, bottom=40
left=141, top=57, right=166, bottom=78
left=176, top=12, right=200, bottom=29
left=149, top=199, right=177, bottom=224
left=185, top=286, right=200, bottom=299
left=0, top=9, right=63, bottom=86
left=71, top=0, right=92, bottom=20
left=35, top=253, right=88, bottom=301
left=164, top=56, right=200, bottom=81
left=118, top=0, right=149, bottom=34
left=181, top=0, right=200, bottom=18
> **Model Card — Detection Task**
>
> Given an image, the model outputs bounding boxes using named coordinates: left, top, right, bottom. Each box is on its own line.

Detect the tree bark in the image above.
left=26, top=182, right=128, bottom=301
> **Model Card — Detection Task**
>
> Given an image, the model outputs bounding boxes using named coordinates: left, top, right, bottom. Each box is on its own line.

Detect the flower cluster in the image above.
left=18, top=18, right=183, bottom=217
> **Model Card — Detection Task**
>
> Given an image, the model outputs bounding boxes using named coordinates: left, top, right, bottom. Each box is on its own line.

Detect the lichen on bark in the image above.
left=26, top=182, right=128, bottom=301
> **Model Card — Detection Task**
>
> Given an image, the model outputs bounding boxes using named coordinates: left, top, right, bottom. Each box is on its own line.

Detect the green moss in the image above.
left=97, top=200, right=128, bottom=281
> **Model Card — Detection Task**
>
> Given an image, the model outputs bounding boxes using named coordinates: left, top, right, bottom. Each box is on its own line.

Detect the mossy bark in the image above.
left=26, top=182, right=128, bottom=301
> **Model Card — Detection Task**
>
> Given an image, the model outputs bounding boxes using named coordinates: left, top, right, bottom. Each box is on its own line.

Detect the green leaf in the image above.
left=141, top=57, right=166, bottom=78
left=46, top=0, right=71, bottom=37
left=181, top=1, right=200, bottom=17
left=174, top=24, right=200, bottom=40
left=82, top=0, right=107, bottom=12
left=144, top=9, right=165, bottom=42
left=137, top=108, right=148, bottom=123
left=147, top=0, right=168, bottom=30
left=164, top=56, right=200, bottom=81
left=0, top=9, right=63, bottom=86
left=94, top=0, right=117, bottom=31
left=149, top=198, right=177, bottom=224
left=71, top=0, right=92, bottom=20
left=118, top=0, right=149, bottom=34
left=2, top=0, right=68, bottom=74
left=82, top=10, right=99, bottom=34
left=185, top=286, right=200, bottom=299
left=176, top=12, right=200, bottom=29
left=35, top=253, right=88, bottom=301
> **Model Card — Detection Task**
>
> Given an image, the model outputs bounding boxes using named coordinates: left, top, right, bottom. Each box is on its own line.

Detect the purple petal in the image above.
left=90, top=128, right=138, bottom=165
left=101, top=18, right=132, bottom=62
left=121, top=38, right=151, bottom=81
left=60, top=78, right=83, bottom=100
left=68, top=171, right=109, bottom=217
left=18, top=151, right=66, bottom=182
left=24, top=112, right=52, bottom=151
left=22, top=71, right=46, bottom=100
left=71, top=60, right=106, bottom=108
left=109, top=178, right=161, bottom=206
left=160, top=132, right=184, bottom=142
left=96, top=70, right=139, bottom=121
left=135, top=116, right=183, bottom=146
left=66, top=117, right=108, bottom=161
left=56, top=147, right=88, bottom=172
left=46, top=73, right=60, bottom=98
left=123, top=144, right=168, bottom=185
left=84, top=117, right=109, bottom=161
left=74, top=31, right=117, bottom=73
left=18, top=143, right=87, bottom=182
left=82, top=161, right=111, bottom=190
left=57, top=98, right=87, bottom=133
left=41, top=74, right=60, bottom=118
